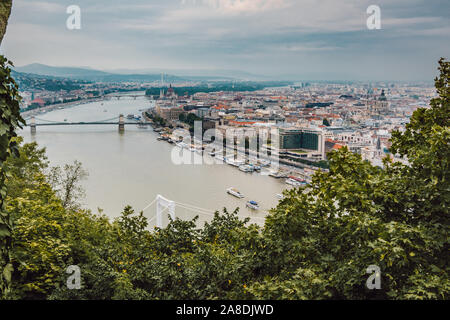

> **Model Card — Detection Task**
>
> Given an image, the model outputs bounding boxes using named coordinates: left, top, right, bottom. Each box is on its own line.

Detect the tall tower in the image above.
left=160, top=73, right=165, bottom=98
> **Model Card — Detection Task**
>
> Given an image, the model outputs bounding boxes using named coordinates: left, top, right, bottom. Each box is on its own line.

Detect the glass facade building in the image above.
left=279, top=129, right=320, bottom=151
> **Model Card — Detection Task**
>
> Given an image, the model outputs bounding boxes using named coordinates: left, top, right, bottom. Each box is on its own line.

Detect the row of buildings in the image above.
left=151, top=82, right=435, bottom=167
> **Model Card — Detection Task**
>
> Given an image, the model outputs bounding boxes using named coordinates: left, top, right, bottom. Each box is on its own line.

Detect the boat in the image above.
left=246, top=201, right=259, bottom=210
left=276, top=194, right=284, bottom=200
left=226, top=187, right=244, bottom=198
left=286, top=178, right=303, bottom=186
left=127, top=114, right=134, bottom=119
left=226, top=158, right=244, bottom=167
left=259, top=160, right=271, bottom=167
left=269, top=170, right=288, bottom=179
left=239, top=165, right=254, bottom=173
left=285, top=176, right=306, bottom=187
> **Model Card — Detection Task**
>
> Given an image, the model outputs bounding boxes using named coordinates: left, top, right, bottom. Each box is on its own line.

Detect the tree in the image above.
left=47, top=160, right=89, bottom=210
left=0, top=1, right=12, bottom=45
left=323, top=118, right=331, bottom=126
left=253, top=58, right=449, bottom=299
left=0, top=56, right=25, bottom=298
left=0, top=59, right=448, bottom=301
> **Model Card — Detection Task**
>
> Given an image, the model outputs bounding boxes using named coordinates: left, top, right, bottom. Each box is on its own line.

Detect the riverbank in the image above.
left=20, top=97, right=105, bottom=119
left=149, top=122, right=317, bottom=187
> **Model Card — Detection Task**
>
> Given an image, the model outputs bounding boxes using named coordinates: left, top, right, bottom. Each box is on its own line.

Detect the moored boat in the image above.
left=269, top=170, right=288, bottom=179
left=246, top=201, right=259, bottom=210
left=239, top=165, right=254, bottom=173
left=259, top=160, right=271, bottom=167
left=285, top=176, right=306, bottom=187
left=226, top=187, right=244, bottom=198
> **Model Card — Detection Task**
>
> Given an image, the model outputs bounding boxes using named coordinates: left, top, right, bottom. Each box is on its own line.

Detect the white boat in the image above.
left=285, top=176, right=306, bottom=187
left=246, top=201, right=259, bottom=210
left=269, top=170, right=288, bottom=179
left=276, top=194, right=284, bottom=200
left=226, top=187, right=244, bottom=198
left=259, top=160, right=271, bottom=167
left=226, top=158, right=244, bottom=167
left=225, top=158, right=236, bottom=166
left=239, top=165, right=254, bottom=173
left=286, top=178, right=302, bottom=186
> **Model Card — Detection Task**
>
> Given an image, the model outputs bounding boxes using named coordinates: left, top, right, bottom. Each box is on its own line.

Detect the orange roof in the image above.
left=31, top=98, right=45, bottom=105
left=270, top=96, right=286, bottom=100
left=229, top=120, right=257, bottom=126
left=333, top=144, right=344, bottom=150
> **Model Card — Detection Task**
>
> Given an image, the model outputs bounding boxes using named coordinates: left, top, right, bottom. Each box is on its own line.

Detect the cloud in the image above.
left=2, top=0, right=450, bottom=80
left=14, top=0, right=65, bottom=13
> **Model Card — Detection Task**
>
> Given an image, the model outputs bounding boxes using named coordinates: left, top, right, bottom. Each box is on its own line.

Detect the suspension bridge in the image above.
left=24, top=114, right=149, bottom=134
left=105, top=94, right=145, bottom=100
left=142, top=195, right=266, bottom=228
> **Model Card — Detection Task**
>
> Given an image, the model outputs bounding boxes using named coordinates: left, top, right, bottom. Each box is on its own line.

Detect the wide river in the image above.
left=19, top=93, right=290, bottom=227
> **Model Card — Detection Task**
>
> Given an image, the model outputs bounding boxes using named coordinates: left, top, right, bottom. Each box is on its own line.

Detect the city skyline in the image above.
left=1, top=0, right=449, bottom=81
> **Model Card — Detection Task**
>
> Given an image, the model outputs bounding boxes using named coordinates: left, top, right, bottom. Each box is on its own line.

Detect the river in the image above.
left=19, top=92, right=290, bottom=227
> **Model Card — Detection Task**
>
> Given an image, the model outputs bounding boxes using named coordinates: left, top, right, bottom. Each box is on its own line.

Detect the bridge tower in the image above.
left=155, top=195, right=175, bottom=228
left=30, top=116, right=36, bottom=134
left=118, top=114, right=125, bottom=133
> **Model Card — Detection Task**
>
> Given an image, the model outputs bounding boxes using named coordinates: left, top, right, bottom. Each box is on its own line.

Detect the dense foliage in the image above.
left=11, top=71, right=85, bottom=92
left=145, top=82, right=293, bottom=97
left=0, top=1, right=12, bottom=46
left=0, top=55, right=25, bottom=298
left=0, top=59, right=448, bottom=300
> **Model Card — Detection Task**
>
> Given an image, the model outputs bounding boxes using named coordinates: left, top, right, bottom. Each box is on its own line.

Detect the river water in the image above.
left=19, top=93, right=290, bottom=227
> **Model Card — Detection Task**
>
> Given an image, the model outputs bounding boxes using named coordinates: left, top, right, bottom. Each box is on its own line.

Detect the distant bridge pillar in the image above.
left=118, top=114, right=125, bottom=133
left=30, top=116, right=36, bottom=134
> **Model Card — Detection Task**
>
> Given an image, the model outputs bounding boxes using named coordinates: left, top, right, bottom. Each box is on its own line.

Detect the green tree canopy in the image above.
left=0, top=59, right=448, bottom=300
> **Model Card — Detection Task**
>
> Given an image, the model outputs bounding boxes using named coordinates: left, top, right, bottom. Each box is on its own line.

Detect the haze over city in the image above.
left=2, top=0, right=449, bottom=80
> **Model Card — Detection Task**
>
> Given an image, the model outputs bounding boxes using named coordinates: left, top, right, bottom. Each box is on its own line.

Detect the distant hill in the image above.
left=14, top=63, right=183, bottom=83
left=14, top=63, right=111, bottom=78
left=11, top=70, right=90, bottom=92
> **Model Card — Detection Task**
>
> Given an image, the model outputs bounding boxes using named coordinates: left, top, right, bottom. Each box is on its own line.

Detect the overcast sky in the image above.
left=1, top=0, right=449, bottom=80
